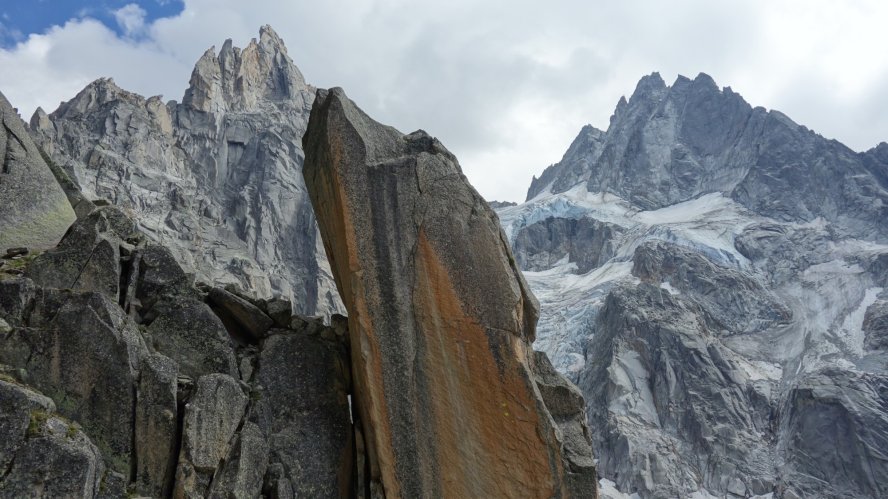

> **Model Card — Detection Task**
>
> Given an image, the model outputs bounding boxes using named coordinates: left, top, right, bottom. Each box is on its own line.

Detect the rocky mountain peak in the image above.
left=30, top=26, right=337, bottom=318
left=50, top=77, right=144, bottom=120
left=525, top=72, right=888, bottom=240
left=183, top=24, right=307, bottom=114
left=630, top=71, right=667, bottom=100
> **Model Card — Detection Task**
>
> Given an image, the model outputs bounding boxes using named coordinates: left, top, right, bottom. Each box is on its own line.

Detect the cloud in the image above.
left=113, top=4, right=148, bottom=38
left=1, top=0, right=887, bottom=202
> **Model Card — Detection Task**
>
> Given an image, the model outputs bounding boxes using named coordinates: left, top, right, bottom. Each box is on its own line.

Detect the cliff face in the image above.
left=0, top=91, right=75, bottom=250
left=303, top=87, right=596, bottom=498
left=500, top=73, right=888, bottom=498
left=30, top=26, right=341, bottom=317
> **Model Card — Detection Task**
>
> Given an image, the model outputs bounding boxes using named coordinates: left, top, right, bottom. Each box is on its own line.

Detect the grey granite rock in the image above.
left=632, top=240, right=792, bottom=334
left=779, top=369, right=888, bottom=498
left=25, top=206, right=135, bottom=300
left=0, top=409, right=105, bottom=498
left=31, top=26, right=342, bottom=317
left=514, top=216, right=622, bottom=273
left=0, top=91, right=75, bottom=251
left=251, top=328, right=352, bottom=497
left=175, top=373, right=248, bottom=498
left=207, top=422, right=269, bottom=499
left=208, top=286, right=274, bottom=340
left=145, top=296, right=239, bottom=379
left=135, top=352, right=178, bottom=497
left=0, top=277, right=35, bottom=326
left=0, top=291, right=147, bottom=474
left=864, top=297, right=888, bottom=351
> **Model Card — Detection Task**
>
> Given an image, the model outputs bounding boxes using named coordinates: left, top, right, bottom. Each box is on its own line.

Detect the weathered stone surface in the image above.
left=134, top=244, right=194, bottom=310
left=779, top=369, right=888, bottom=498
left=0, top=277, right=35, bottom=326
left=0, top=291, right=147, bottom=474
left=864, top=297, right=888, bottom=351
left=146, top=297, right=239, bottom=379
left=207, top=422, right=269, bottom=499
left=0, top=379, right=57, bottom=470
left=252, top=328, right=352, bottom=497
left=303, top=87, right=596, bottom=497
left=0, top=411, right=105, bottom=498
left=532, top=352, right=598, bottom=492
left=31, top=26, right=343, bottom=317
left=514, top=216, right=622, bottom=273
left=25, top=206, right=135, bottom=300
left=632, top=240, right=792, bottom=334
left=208, top=286, right=274, bottom=340
left=0, top=91, right=75, bottom=251
left=175, top=373, right=248, bottom=498
left=135, top=352, right=179, bottom=497
left=265, top=297, right=292, bottom=328
left=579, top=283, right=779, bottom=497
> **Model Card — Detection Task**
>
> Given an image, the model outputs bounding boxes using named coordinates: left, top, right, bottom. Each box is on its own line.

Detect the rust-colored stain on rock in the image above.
left=303, top=87, right=597, bottom=499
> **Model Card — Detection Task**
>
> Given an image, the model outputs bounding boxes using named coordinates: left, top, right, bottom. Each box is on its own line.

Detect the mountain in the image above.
left=527, top=72, right=888, bottom=239
left=0, top=29, right=597, bottom=496
left=499, top=73, right=888, bottom=497
left=30, top=26, right=341, bottom=317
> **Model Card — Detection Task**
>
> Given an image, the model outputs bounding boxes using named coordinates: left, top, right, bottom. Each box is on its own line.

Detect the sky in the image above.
left=1, top=1, right=887, bottom=203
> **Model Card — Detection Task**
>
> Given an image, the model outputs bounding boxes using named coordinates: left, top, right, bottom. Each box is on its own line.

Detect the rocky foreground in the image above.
left=0, top=45, right=597, bottom=497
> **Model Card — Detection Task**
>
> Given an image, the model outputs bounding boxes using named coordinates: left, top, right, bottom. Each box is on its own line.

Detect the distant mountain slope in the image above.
left=30, top=26, right=341, bottom=317
left=527, top=72, right=888, bottom=240
left=501, top=73, right=888, bottom=498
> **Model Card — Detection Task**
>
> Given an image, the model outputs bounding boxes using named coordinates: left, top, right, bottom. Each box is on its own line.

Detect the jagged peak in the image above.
left=630, top=72, right=667, bottom=99
left=52, top=77, right=146, bottom=119
left=693, top=72, right=717, bottom=88
left=182, top=25, right=306, bottom=113
left=258, top=24, right=287, bottom=55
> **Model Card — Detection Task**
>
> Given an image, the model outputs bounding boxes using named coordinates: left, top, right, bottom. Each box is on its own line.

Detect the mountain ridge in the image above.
left=526, top=72, right=888, bottom=244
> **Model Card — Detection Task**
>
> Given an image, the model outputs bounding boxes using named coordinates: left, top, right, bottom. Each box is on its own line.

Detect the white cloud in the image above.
left=113, top=3, right=148, bottom=38
left=1, top=0, right=887, bottom=202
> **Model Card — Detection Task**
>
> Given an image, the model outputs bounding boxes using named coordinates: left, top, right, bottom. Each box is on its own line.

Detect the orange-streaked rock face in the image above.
left=303, top=87, right=597, bottom=498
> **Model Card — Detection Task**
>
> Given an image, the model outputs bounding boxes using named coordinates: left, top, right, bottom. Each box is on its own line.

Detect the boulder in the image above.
left=145, top=297, right=239, bottom=379
left=208, top=287, right=274, bottom=340
left=251, top=328, right=352, bottom=497
left=0, top=411, right=105, bottom=498
left=174, top=373, right=248, bottom=498
left=0, top=291, right=148, bottom=474
left=25, top=207, right=135, bottom=300
left=135, top=353, right=179, bottom=497
left=303, top=87, right=596, bottom=497
left=207, top=422, right=269, bottom=499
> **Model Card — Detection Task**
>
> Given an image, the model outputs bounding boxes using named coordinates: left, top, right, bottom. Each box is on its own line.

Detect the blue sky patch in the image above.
left=0, top=0, right=184, bottom=47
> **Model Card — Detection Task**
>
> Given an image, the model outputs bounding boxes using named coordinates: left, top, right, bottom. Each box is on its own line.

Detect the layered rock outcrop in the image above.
left=303, top=87, right=596, bottom=498
left=0, top=91, right=75, bottom=250
left=30, top=26, right=341, bottom=317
